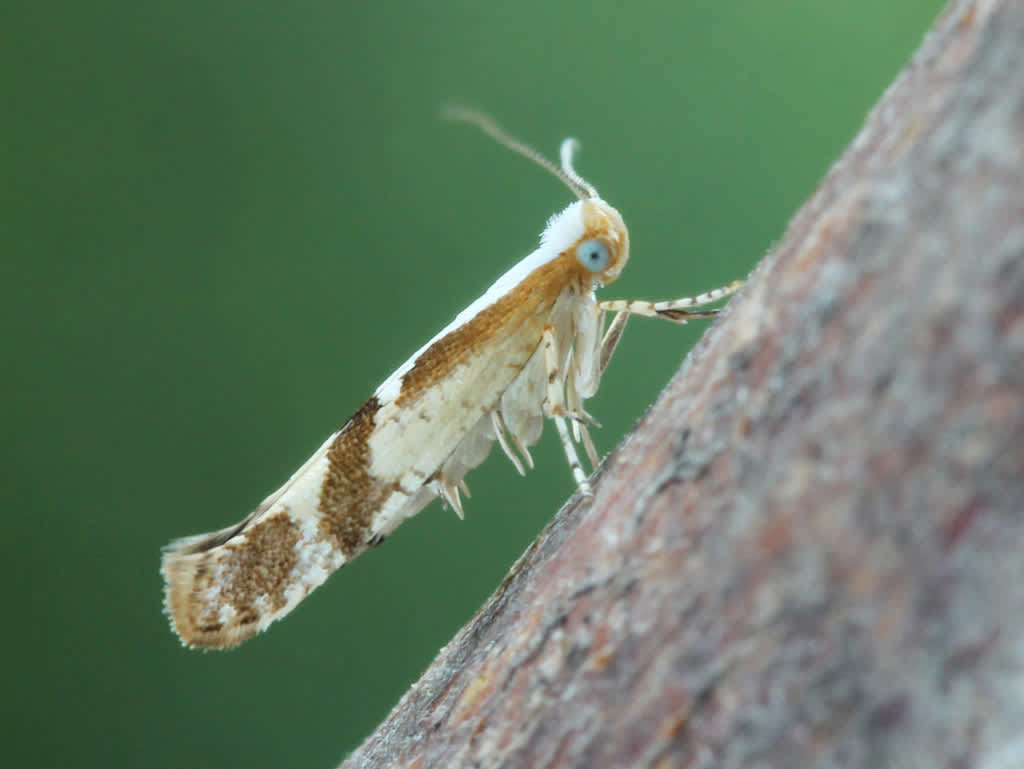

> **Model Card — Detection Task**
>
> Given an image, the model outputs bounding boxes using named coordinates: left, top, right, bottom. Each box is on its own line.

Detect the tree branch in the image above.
left=342, top=1, right=1024, bottom=766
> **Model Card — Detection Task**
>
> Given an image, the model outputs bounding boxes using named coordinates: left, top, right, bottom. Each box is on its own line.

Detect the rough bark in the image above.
left=342, top=1, right=1024, bottom=766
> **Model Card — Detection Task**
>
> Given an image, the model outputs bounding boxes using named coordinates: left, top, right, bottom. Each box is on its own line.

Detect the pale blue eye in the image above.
left=576, top=239, right=610, bottom=272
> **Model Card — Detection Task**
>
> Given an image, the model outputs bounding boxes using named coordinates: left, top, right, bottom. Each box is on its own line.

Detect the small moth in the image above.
left=162, top=109, right=742, bottom=649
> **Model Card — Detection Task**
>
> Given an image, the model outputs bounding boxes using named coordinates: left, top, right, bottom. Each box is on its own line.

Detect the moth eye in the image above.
left=576, top=239, right=610, bottom=273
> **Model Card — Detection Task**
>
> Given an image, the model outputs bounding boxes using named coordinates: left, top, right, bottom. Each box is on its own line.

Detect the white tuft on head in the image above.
left=541, top=200, right=587, bottom=251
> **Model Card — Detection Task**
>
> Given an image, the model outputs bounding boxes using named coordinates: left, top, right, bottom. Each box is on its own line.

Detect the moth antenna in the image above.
left=443, top=105, right=590, bottom=201
left=559, top=138, right=598, bottom=199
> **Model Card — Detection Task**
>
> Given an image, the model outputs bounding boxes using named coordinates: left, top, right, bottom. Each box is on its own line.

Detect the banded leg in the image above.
left=541, top=324, right=592, bottom=496
left=597, top=279, right=743, bottom=373
left=597, top=280, right=743, bottom=322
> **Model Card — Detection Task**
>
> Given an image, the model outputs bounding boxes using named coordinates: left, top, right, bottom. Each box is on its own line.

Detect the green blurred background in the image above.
left=2, top=1, right=945, bottom=766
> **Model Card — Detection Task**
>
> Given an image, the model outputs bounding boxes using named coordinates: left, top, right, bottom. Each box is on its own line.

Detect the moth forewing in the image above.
left=161, top=113, right=742, bottom=650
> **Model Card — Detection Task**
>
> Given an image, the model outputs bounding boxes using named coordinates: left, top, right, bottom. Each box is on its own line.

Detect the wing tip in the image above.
left=160, top=508, right=349, bottom=650
left=161, top=537, right=263, bottom=650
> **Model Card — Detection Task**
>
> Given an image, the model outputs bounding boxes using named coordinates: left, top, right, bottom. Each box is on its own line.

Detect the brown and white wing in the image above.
left=161, top=397, right=418, bottom=649
left=162, top=272, right=567, bottom=649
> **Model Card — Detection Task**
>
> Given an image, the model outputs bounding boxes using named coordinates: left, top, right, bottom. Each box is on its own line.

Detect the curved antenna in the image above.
left=443, top=106, right=594, bottom=201
left=559, top=138, right=598, bottom=199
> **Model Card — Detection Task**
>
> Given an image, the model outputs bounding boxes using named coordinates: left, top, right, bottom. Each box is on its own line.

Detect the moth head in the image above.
left=574, top=199, right=629, bottom=287
left=443, top=107, right=631, bottom=286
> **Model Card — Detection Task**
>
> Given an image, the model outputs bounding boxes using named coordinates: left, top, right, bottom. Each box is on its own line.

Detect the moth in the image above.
left=162, top=109, right=742, bottom=649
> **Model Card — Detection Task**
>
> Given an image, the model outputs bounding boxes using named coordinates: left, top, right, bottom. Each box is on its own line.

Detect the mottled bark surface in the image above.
left=341, top=2, right=1024, bottom=767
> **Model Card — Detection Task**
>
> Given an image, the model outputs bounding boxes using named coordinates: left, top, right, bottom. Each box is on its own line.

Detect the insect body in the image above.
left=162, top=110, right=742, bottom=648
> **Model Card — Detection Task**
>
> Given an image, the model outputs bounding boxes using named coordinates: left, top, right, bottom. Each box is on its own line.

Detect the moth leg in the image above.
left=433, top=478, right=467, bottom=520
left=565, top=370, right=600, bottom=468
left=598, top=309, right=631, bottom=378
left=555, top=415, right=592, bottom=497
left=578, top=421, right=599, bottom=469
left=491, top=410, right=527, bottom=476
left=509, top=430, right=535, bottom=470
left=542, top=323, right=593, bottom=496
left=597, top=279, right=743, bottom=324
